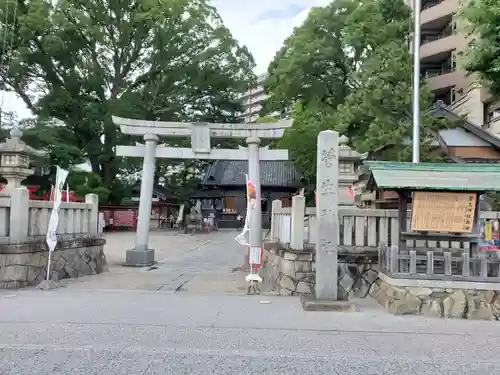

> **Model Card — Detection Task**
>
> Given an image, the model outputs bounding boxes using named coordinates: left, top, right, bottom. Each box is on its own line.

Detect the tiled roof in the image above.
left=202, top=160, right=302, bottom=188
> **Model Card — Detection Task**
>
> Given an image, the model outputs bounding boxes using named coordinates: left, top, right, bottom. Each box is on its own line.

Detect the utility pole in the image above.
left=412, top=0, right=421, bottom=163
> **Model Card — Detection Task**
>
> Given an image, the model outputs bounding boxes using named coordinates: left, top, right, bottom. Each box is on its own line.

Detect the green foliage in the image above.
left=0, top=0, right=255, bottom=195
left=459, top=0, right=500, bottom=97
left=18, top=118, right=85, bottom=169
left=263, top=1, right=356, bottom=114
left=255, top=115, right=278, bottom=124
left=269, top=0, right=453, bottom=179
left=66, top=171, right=110, bottom=203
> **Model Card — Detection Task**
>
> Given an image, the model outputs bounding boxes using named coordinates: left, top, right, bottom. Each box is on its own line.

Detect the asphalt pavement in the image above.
left=1, top=230, right=500, bottom=374
left=1, top=290, right=500, bottom=374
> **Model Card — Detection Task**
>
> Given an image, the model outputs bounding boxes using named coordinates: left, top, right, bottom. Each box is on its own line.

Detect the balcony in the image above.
left=425, top=70, right=464, bottom=91
left=420, top=34, right=465, bottom=59
left=421, top=0, right=459, bottom=26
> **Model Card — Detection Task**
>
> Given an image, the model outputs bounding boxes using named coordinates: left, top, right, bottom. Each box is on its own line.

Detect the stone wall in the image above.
left=370, top=278, right=500, bottom=320
left=0, top=235, right=108, bottom=289
left=261, top=243, right=379, bottom=298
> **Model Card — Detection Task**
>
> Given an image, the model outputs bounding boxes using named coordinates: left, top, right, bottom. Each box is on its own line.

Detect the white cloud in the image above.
left=0, top=0, right=332, bottom=118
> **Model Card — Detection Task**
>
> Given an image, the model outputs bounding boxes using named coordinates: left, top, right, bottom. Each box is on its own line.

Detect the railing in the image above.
left=1, top=188, right=99, bottom=244
left=28, top=201, right=94, bottom=236
left=270, top=199, right=500, bottom=253
left=380, top=245, right=500, bottom=283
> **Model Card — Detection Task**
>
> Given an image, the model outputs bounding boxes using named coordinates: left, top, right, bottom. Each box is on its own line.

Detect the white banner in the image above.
left=45, top=166, right=69, bottom=281
left=235, top=174, right=252, bottom=246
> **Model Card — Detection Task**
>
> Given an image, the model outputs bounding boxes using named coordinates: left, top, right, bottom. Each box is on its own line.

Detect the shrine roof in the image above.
left=202, top=160, right=302, bottom=188
left=364, top=161, right=500, bottom=192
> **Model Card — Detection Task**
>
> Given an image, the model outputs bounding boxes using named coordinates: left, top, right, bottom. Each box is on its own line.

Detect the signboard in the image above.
left=411, top=191, right=476, bottom=233
left=479, top=220, right=500, bottom=251
left=248, top=246, right=262, bottom=267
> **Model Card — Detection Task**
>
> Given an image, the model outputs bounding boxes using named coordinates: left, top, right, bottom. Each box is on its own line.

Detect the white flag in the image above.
left=235, top=174, right=252, bottom=246
left=46, top=166, right=69, bottom=252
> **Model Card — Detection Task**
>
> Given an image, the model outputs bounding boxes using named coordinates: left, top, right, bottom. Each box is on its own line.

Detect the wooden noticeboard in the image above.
left=411, top=191, right=477, bottom=233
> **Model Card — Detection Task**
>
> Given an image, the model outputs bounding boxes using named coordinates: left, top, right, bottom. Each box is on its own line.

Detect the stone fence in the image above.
left=271, top=198, right=500, bottom=251
left=0, top=188, right=107, bottom=288
left=262, top=197, right=500, bottom=301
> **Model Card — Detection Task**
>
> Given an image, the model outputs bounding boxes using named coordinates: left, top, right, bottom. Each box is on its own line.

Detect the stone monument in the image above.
left=112, top=117, right=292, bottom=266
left=301, top=130, right=354, bottom=311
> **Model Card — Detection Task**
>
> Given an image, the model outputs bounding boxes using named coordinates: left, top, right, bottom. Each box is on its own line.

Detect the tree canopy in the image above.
left=459, top=0, right=500, bottom=98
left=0, top=0, right=255, bottom=202
left=265, top=0, right=451, bottom=183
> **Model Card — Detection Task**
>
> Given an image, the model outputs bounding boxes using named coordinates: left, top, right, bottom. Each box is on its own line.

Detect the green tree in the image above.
left=262, top=0, right=357, bottom=115
left=255, top=115, right=278, bottom=124
left=459, top=0, right=500, bottom=97
left=0, top=0, right=255, bottom=192
left=66, top=171, right=111, bottom=203
left=18, top=118, right=86, bottom=169
left=269, top=0, right=451, bottom=179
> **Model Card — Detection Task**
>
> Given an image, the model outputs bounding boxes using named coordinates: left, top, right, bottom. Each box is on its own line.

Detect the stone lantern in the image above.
left=0, top=128, right=48, bottom=193
left=338, top=135, right=366, bottom=206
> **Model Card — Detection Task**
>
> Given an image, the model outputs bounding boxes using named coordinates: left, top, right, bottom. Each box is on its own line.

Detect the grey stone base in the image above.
left=301, top=295, right=356, bottom=312
left=0, top=238, right=108, bottom=289
left=261, top=244, right=379, bottom=298
left=37, top=279, right=60, bottom=291
left=125, top=248, right=155, bottom=267
left=370, top=276, right=500, bottom=320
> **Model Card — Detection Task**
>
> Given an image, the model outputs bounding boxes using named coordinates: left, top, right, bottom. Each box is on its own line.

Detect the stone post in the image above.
left=127, top=133, right=158, bottom=266
left=246, top=136, right=262, bottom=249
left=85, top=193, right=99, bottom=236
left=290, top=195, right=305, bottom=250
left=10, top=187, right=30, bottom=244
left=270, top=199, right=282, bottom=243
left=315, top=130, right=339, bottom=300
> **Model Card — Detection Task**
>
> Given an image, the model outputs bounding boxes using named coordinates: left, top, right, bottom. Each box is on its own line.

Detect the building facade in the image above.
left=237, top=73, right=291, bottom=123
left=408, top=0, right=500, bottom=135
left=238, top=73, right=268, bottom=123
left=190, top=160, right=303, bottom=228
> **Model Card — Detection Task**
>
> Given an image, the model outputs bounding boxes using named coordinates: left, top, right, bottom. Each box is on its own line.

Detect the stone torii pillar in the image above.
left=112, top=116, right=292, bottom=266
left=133, top=134, right=159, bottom=254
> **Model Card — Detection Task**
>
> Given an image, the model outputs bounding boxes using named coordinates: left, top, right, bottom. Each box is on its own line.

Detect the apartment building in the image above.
left=237, top=73, right=291, bottom=123
left=238, top=73, right=268, bottom=123
left=411, top=0, right=500, bottom=135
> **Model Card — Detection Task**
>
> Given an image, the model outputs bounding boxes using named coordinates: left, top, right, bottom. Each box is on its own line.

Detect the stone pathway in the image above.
left=57, top=229, right=260, bottom=294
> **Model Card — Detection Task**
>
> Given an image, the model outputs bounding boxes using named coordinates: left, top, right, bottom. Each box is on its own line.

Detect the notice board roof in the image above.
left=364, top=161, right=500, bottom=192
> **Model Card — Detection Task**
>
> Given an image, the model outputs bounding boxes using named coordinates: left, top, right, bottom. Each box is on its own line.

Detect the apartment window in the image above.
left=451, top=52, right=457, bottom=71
left=488, top=108, right=500, bottom=123
left=451, top=17, right=457, bottom=34
left=223, top=196, right=236, bottom=213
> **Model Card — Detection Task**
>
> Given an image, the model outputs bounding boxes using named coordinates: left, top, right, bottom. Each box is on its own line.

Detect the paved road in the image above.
left=61, top=230, right=253, bottom=293
left=3, top=230, right=500, bottom=374
left=1, top=290, right=500, bottom=374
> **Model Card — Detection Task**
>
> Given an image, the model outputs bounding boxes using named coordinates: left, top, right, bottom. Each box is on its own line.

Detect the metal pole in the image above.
left=412, top=0, right=421, bottom=163
left=246, top=137, right=262, bottom=250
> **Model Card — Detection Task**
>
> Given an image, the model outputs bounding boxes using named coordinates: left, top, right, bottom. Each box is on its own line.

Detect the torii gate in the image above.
left=112, top=116, right=292, bottom=266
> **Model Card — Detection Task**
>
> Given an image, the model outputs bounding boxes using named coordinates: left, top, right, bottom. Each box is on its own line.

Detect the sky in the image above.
left=0, top=0, right=331, bottom=119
